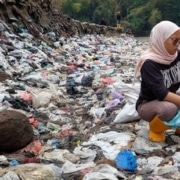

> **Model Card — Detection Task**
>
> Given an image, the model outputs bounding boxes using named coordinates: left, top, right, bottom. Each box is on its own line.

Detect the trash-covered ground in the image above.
left=0, top=18, right=180, bottom=180
left=0, top=1, right=180, bottom=180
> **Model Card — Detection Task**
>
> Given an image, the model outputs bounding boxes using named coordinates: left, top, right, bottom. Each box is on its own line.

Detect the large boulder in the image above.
left=0, top=109, right=34, bottom=152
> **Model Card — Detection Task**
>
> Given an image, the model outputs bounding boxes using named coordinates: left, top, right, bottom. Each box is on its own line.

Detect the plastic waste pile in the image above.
left=0, top=21, right=180, bottom=180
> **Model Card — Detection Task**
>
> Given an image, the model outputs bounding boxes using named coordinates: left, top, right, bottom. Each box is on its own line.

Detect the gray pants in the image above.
left=137, top=100, right=178, bottom=122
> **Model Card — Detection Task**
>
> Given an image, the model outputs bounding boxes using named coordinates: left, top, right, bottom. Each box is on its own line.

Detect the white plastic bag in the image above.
left=113, top=81, right=140, bottom=123
left=89, top=107, right=106, bottom=119
left=82, top=164, right=126, bottom=180
left=113, top=102, right=140, bottom=123
left=113, top=81, right=140, bottom=104
left=31, top=91, right=53, bottom=108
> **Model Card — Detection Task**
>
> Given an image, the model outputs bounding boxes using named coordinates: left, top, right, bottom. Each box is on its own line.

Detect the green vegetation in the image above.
left=56, top=0, right=180, bottom=36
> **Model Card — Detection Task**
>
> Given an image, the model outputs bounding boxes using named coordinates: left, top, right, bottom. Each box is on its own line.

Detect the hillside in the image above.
left=0, top=0, right=129, bottom=43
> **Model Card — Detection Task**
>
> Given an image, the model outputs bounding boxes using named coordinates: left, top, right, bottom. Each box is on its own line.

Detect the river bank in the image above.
left=135, top=36, right=149, bottom=42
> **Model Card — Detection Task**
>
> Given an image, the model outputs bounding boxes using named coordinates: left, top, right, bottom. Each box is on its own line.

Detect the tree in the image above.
left=148, top=8, right=162, bottom=27
left=59, top=0, right=180, bottom=35
left=125, top=5, right=152, bottom=34
left=161, top=0, right=180, bottom=26
left=92, top=5, right=112, bottom=25
left=72, top=3, right=81, bottom=13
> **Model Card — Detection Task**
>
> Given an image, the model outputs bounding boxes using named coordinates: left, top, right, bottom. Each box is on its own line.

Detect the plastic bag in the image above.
left=112, top=81, right=140, bottom=123
left=113, top=102, right=140, bottom=123
left=89, top=107, right=106, bottom=119
left=115, top=150, right=137, bottom=171
left=113, top=81, right=140, bottom=104
left=164, top=111, right=180, bottom=128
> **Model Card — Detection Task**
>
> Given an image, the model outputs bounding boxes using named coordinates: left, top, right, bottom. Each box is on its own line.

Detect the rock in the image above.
left=0, top=109, right=33, bottom=152
left=0, top=71, right=10, bottom=82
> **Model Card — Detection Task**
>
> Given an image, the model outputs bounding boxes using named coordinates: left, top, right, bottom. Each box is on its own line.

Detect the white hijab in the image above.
left=134, top=21, right=180, bottom=78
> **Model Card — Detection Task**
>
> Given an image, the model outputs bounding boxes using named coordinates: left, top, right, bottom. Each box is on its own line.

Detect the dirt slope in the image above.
left=0, top=0, right=128, bottom=40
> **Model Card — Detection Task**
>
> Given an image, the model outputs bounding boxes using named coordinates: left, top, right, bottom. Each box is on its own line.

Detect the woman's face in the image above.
left=164, top=30, right=180, bottom=55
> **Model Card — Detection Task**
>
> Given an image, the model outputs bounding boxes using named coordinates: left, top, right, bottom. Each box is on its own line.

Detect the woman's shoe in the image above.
left=149, top=116, right=170, bottom=142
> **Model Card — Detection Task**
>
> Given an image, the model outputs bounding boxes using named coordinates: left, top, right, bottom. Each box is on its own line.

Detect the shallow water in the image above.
left=135, top=36, right=149, bottom=42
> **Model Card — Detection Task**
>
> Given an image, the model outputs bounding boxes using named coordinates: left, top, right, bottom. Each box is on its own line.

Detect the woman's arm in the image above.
left=164, top=92, right=180, bottom=107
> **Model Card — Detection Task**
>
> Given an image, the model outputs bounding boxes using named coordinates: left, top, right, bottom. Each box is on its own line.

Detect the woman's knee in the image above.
left=137, top=101, right=178, bottom=121
left=156, top=103, right=178, bottom=121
